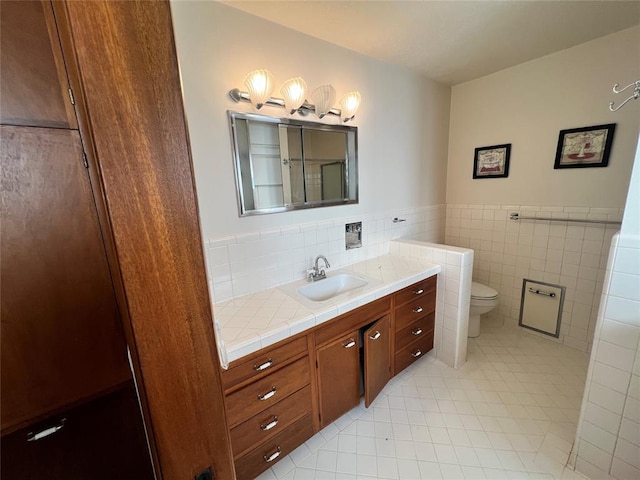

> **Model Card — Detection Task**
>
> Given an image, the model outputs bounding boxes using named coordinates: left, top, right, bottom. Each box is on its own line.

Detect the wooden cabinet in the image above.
left=0, top=2, right=155, bottom=477
left=315, top=298, right=393, bottom=427
left=364, top=315, right=392, bottom=407
left=0, top=1, right=77, bottom=129
left=316, top=330, right=361, bottom=427
left=220, top=275, right=437, bottom=476
left=222, top=336, right=313, bottom=479
left=1, top=382, right=154, bottom=480
left=1, top=126, right=131, bottom=433
left=393, top=276, right=437, bottom=375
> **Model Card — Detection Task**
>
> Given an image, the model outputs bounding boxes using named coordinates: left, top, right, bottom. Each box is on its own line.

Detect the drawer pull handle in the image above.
left=253, top=359, right=273, bottom=371
left=257, top=386, right=277, bottom=401
left=27, top=419, right=66, bottom=442
left=343, top=339, right=356, bottom=348
left=412, top=306, right=423, bottom=314
left=260, top=415, right=279, bottom=431
left=264, top=446, right=282, bottom=463
left=414, top=289, right=424, bottom=295
left=369, top=331, right=381, bottom=340
left=412, top=349, right=422, bottom=358
left=411, top=328, right=423, bottom=336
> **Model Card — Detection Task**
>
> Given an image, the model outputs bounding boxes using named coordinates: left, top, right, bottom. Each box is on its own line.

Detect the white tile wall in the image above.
left=205, top=205, right=446, bottom=302
left=390, top=239, right=473, bottom=369
left=572, top=233, right=640, bottom=479
left=445, top=204, right=623, bottom=353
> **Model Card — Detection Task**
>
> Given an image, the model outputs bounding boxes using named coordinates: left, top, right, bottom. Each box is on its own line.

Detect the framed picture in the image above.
left=554, top=124, right=616, bottom=169
left=473, top=144, right=511, bottom=179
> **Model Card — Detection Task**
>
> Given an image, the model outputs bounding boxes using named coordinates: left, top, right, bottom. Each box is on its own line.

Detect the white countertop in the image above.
left=214, top=254, right=441, bottom=364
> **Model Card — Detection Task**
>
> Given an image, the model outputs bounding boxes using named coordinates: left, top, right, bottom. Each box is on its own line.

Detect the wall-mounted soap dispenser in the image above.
left=345, top=222, right=362, bottom=249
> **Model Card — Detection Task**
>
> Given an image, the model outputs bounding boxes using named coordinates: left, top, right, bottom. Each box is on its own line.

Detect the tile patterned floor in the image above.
left=256, top=326, right=592, bottom=480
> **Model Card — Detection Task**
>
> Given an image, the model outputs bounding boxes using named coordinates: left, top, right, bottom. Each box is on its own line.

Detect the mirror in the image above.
left=228, top=111, right=358, bottom=216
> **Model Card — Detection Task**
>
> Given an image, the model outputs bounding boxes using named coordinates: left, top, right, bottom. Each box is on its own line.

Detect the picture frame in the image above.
left=473, top=143, right=511, bottom=179
left=553, top=123, right=616, bottom=169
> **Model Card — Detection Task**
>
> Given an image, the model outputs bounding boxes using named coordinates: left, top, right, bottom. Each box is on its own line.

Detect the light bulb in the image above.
left=340, top=91, right=361, bottom=122
left=280, top=77, right=308, bottom=114
left=244, top=69, right=274, bottom=109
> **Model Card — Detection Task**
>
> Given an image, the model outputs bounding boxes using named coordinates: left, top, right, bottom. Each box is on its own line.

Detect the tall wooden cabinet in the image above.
left=1, top=1, right=235, bottom=478
left=1, top=1, right=154, bottom=478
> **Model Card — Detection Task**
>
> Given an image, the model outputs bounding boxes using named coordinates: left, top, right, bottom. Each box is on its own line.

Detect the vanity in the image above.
left=216, top=256, right=440, bottom=479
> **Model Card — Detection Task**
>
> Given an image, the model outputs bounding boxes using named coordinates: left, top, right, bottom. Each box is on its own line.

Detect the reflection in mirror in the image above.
left=229, top=111, right=358, bottom=216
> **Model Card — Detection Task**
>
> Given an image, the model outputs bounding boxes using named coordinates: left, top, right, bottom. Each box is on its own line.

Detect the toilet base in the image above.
left=468, top=314, right=481, bottom=338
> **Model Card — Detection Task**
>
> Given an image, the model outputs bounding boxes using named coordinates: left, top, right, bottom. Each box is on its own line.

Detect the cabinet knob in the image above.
left=257, top=386, right=277, bottom=401
left=411, top=328, right=423, bottom=336
left=343, top=339, right=356, bottom=348
left=260, top=415, right=279, bottom=431
left=414, top=289, right=424, bottom=295
left=253, top=359, right=273, bottom=371
left=411, top=349, right=422, bottom=358
left=368, top=331, right=381, bottom=340
left=263, top=446, right=282, bottom=463
left=412, top=306, right=423, bottom=314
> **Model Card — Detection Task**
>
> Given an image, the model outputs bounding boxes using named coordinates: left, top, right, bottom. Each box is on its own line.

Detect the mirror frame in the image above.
left=228, top=111, right=359, bottom=216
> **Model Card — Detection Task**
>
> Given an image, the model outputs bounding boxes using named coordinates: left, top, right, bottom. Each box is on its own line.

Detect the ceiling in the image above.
left=222, top=0, right=640, bottom=85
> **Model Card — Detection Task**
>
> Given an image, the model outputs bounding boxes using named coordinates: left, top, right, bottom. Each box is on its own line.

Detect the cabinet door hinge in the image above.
left=82, top=152, right=88, bottom=169
left=68, top=88, right=76, bottom=105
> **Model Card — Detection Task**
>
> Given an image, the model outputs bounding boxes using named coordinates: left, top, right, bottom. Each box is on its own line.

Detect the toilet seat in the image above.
left=471, top=282, right=498, bottom=300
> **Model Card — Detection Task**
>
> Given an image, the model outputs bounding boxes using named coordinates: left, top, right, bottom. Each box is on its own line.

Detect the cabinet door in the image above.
left=317, top=332, right=360, bottom=427
left=1, top=126, right=130, bottom=432
left=364, top=315, right=391, bottom=407
left=0, top=1, right=77, bottom=128
left=0, top=382, right=154, bottom=480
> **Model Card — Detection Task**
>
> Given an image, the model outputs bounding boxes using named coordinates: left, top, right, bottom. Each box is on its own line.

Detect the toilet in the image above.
left=468, top=282, right=499, bottom=338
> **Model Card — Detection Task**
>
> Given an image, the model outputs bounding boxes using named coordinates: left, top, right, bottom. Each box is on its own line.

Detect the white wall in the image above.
left=447, top=26, right=639, bottom=208
left=170, top=1, right=450, bottom=240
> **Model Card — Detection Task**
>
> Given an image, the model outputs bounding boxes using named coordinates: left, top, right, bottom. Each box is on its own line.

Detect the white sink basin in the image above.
left=297, top=274, right=369, bottom=302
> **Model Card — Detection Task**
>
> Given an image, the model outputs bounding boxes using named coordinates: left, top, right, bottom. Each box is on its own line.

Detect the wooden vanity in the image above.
left=221, top=275, right=437, bottom=479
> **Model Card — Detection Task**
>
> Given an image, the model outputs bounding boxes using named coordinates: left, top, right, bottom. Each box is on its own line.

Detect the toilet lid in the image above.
left=471, top=282, right=498, bottom=299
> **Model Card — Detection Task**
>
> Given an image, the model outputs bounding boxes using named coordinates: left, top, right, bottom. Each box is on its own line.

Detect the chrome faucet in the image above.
left=307, top=255, right=331, bottom=282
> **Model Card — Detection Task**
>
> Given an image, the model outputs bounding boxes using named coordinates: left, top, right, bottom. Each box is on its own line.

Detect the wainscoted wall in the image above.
left=571, top=233, right=640, bottom=479
left=205, top=205, right=445, bottom=303
left=444, top=204, right=623, bottom=353
left=390, top=239, right=474, bottom=369
left=571, top=137, right=640, bottom=480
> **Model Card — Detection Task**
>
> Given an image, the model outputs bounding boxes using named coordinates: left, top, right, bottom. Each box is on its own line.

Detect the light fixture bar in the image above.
left=228, top=88, right=347, bottom=120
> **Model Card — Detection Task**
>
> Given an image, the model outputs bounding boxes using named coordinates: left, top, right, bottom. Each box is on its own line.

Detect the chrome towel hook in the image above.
left=609, top=80, right=640, bottom=112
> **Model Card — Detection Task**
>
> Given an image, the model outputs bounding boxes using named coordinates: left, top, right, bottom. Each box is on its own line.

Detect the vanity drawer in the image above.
left=222, top=336, right=308, bottom=391
left=395, top=294, right=436, bottom=331
left=234, top=413, right=314, bottom=480
left=230, top=385, right=312, bottom=458
left=395, top=312, right=435, bottom=351
left=394, top=276, right=436, bottom=308
left=225, top=356, right=310, bottom=428
left=394, top=330, right=434, bottom=374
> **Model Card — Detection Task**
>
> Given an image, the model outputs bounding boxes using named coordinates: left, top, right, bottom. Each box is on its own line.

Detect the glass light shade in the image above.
left=339, top=91, right=361, bottom=121
left=280, top=77, right=308, bottom=114
left=244, top=69, right=275, bottom=108
left=310, top=84, right=336, bottom=118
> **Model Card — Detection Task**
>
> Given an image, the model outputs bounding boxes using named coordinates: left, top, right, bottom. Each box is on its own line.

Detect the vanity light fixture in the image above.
left=228, top=70, right=361, bottom=122
left=280, top=77, right=308, bottom=114
left=243, top=69, right=274, bottom=109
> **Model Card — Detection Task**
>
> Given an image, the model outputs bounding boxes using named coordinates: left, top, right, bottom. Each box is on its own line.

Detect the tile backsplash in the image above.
left=204, top=205, right=446, bottom=303
left=444, top=204, right=623, bottom=353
